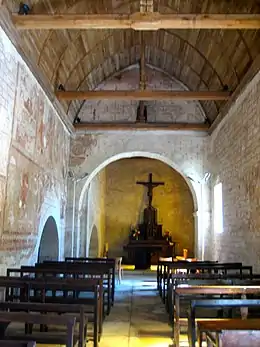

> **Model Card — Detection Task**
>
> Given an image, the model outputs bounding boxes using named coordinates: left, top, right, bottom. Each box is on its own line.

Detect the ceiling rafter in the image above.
left=59, top=30, right=227, bottom=92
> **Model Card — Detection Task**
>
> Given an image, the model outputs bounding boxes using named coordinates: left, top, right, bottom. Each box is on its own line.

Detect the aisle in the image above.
left=91, top=270, right=174, bottom=347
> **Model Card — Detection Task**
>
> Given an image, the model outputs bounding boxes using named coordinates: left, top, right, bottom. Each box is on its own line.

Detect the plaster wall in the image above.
left=209, top=70, right=260, bottom=270
left=104, top=158, right=194, bottom=257
left=78, top=65, right=205, bottom=124
left=0, top=27, right=70, bottom=274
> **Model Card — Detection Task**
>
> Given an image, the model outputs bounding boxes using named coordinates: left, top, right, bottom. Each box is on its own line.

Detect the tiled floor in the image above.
left=89, top=270, right=174, bottom=347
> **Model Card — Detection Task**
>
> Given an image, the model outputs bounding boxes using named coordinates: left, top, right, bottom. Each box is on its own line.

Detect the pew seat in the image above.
left=197, top=319, right=260, bottom=347
left=0, top=311, right=76, bottom=347
left=0, top=341, right=36, bottom=347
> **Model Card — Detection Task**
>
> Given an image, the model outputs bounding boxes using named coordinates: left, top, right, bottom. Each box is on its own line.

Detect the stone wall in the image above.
left=0, top=27, right=70, bottom=273
left=209, top=70, right=260, bottom=270
left=86, top=170, right=106, bottom=257
left=105, top=158, right=194, bottom=257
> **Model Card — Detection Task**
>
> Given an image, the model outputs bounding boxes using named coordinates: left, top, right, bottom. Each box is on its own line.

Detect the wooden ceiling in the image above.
left=4, top=0, right=260, bottom=128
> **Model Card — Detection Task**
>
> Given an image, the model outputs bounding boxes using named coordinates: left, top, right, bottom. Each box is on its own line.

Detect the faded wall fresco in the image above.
left=0, top=27, right=70, bottom=270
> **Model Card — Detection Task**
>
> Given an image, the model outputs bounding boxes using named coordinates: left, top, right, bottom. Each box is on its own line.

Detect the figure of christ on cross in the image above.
left=136, top=173, right=165, bottom=207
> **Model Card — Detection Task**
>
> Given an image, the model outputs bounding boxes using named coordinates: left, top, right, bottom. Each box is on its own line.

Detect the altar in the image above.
left=123, top=173, right=177, bottom=269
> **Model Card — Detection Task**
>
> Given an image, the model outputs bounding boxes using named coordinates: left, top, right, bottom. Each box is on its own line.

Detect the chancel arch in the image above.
left=77, top=151, right=203, bottom=259
left=37, top=216, right=59, bottom=263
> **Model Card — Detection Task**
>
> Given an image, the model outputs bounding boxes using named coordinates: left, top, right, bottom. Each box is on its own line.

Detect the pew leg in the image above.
left=197, top=329, right=203, bottom=347
left=215, top=332, right=220, bottom=347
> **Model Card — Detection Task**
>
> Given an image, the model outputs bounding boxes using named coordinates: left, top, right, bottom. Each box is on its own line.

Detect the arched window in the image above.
left=213, top=182, right=224, bottom=234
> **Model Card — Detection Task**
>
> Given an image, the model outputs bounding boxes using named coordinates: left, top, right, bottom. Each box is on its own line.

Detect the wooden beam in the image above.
left=12, top=13, right=260, bottom=30
left=56, top=90, right=230, bottom=101
left=74, top=122, right=209, bottom=132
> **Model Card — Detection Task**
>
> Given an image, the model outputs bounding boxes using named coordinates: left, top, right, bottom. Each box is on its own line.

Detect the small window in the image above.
left=213, top=182, right=224, bottom=234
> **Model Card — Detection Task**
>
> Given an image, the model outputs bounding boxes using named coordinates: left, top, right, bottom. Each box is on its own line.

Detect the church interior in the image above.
left=0, top=0, right=260, bottom=346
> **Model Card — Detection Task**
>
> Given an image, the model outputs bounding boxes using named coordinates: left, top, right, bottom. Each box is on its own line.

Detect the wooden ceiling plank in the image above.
left=12, top=13, right=260, bottom=30
left=74, top=122, right=209, bottom=131
left=56, top=90, right=230, bottom=101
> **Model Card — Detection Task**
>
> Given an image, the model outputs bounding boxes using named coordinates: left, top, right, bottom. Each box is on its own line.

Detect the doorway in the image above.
left=89, top=225, right=99, bottom=257
left=38, top=216, right=59, bottom=262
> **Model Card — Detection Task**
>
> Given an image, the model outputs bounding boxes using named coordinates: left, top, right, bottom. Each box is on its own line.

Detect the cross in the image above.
left=136, top=173, right=165, bottom=207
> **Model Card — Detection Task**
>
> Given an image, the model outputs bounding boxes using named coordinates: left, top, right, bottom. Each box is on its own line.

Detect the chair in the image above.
left=116, top=257, right=123, bottom=284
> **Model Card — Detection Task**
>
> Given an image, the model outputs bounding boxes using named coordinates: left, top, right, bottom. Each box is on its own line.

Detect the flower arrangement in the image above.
left=130, top=226, right=141, bottom=240
left=133, top=229, right=141, bottom=240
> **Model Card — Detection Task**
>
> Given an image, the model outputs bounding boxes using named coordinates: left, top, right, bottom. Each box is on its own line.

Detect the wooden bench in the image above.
left=159, top=261, right=239, bottom=300
left=65, top=256, right=116, bottom=302
left=174, top=285, right=260, bottom=347
left=163, top=262, right=252, bottom=304
left=0, top=301, right=88, bottom=347
left=58, top=258, right=115, bottom=305
left=192, top=299, right=260, bottom=346
left=31, top=261, right=114, bottom=314
left=198, top=319, right=260, bottom=347
left=0, top=311, right=76, bottom=347
left=166, top=275, right=233, bottom=325
left=0, top=276, right=102, bottom=347
left=157, top=260, right=218, bottom=292
left=9, top=265, right=111, bottom=316
left=0, top=341, right=36, bottom=347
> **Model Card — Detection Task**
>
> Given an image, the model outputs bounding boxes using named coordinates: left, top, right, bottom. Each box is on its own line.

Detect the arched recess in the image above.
left=38, top=216, right=59, bottom=262
left=77, top=151, right=202, bottom=258
left=88, top=225, right=99, bottom=257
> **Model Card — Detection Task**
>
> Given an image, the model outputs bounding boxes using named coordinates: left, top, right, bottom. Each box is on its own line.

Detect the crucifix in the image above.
left=136, top=173, right=165, bottom=207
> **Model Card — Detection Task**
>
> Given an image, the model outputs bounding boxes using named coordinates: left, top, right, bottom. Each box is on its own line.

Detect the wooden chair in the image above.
left=115, top=257, right=123, bottom=284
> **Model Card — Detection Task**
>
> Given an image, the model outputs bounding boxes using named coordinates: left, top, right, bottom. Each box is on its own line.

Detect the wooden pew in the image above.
left=18, top=264, right=111, bottom=316
left=0, top=311, right=76, bottom=347
left=162, top=262, right=252, bottom=303
left=0, top=301, right=88, bottom=347
left=174, top=285, right=260, bottom=347
left=157, top=260, right=218, bottom=291
left=158, top=261, right=234, bottom=299
left=189, top=299, right=260, bottom=347
left=1, top=276, right=102, bottom=347
left=64, top=257, right=116, bottom=305
left=166, top=274, right=233, bottom=325
left=32, top=261, right=114, bottom=314
left=0, top=341, right=36, bottom=347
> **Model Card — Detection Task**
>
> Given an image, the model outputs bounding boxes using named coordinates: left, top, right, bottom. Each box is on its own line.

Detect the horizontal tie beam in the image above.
left=56, top=90, right=230, bottom=101
left=12, top=13, right=260, bottom=30
left=74, top=122, right=210, bottom=132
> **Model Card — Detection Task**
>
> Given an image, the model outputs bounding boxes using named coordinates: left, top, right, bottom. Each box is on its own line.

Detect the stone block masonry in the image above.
left=210, top=70, right=260, bottom=271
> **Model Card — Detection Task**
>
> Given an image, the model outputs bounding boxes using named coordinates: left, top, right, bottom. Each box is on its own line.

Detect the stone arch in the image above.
left=77, top=151, right=202, bottom=257
left=88, top=225, right=99, bottom=257
left=38, top=216, right=59, bottom=262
